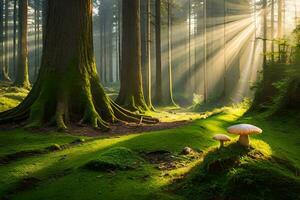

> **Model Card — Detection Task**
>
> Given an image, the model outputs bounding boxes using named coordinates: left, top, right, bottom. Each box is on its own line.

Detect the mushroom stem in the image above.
left=239, top=135, right=250, bottom=147
left=220, top=141, right=224, bottom=148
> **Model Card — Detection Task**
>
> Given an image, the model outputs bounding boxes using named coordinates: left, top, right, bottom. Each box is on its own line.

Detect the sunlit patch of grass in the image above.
left=0, top=84, right=29, bottom=112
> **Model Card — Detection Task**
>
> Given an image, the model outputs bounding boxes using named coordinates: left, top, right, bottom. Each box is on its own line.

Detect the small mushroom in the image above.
left=213, top=134, right=231, bottom=148
left=227, top=124, right=262, bottom=147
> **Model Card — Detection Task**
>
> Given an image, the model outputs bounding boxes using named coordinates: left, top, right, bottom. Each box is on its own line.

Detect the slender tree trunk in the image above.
left=0, top=1, right=10, bottom=81
left=203, top=0, right=208, bottom=102
left=263, top=0, right=267, bottom=66
left=166, top=0, right=176, bottom=106
left=145, top=0, right=153, bottom=108
left=14, top=0, right=30, bottom=88
left=116, top=0, right=148, bottom=112
left=271, top=0, right=274, bottom=63
left=223, top=0, right=227, bottom=96
left=154, top=0, right=162, bottom=105
left=118, top=0, right=122, bottom=82
left=13, top=0, right=17, bottom=77
left=4, top=0, right=10, bottom=81
left=188, top=0, right=191, bottom=93
left=37, top=0, right=41, bottom=72
left=34, top=0, right=38, bottom=77
left=99, top=1, right=104, bottom=82
left=278, top=0, right=283, bottom=38
left=0, top=0, right=157, bottom=129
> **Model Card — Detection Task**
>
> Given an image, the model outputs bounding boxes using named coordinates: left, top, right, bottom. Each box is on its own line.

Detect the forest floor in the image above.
left=0, top=84, right=300, bottom=200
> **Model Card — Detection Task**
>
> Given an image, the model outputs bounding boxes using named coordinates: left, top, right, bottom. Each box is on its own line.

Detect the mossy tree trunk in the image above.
left=14, top=0, right=30, bottom=88
left=116, top=0, right=148, bottom=112
left=0, top=0, right=157, bottom=130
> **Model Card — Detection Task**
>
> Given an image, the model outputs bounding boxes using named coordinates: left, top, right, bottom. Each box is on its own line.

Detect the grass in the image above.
left=0, top=86, right=300, bottom=199
left=0, top=82, right=29, bottom=112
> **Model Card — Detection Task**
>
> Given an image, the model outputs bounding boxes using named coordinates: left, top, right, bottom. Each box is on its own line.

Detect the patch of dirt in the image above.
left=15, top=177, right=41, bottom=192
left=141, top=150, right=202, bottom=171
left=68, top=121, right=190, bottom=137
left=0, top=121, right=190, bottom=137
left=0, top=150, right=46, bottom=165
left=0, top=139, right=86, bottom=166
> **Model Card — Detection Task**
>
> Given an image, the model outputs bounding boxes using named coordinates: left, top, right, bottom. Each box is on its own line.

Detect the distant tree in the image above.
left=13, top=0, right=17, bottom=76
left=0, top=0, right=157, bottom=130
left=165, top=0, right=177, bottom=106
left=145, top=0, right=154, bottom=108
left=14, top=0, right=30, bottom=88
left=116, top=0, right=149, bottom=112
left=154, top=0, right=162, bottom=105
left=4, top=0, right=9, bottom=80
left=0, top=0, right=10, bottom=81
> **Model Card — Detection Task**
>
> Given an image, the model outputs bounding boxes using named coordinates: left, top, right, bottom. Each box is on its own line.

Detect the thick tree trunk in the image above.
left=154, top=0, right=162, bottom=105
left=14, top=0, right=30, bottom=88
left=116, top=0, right=148, bottom=112
left=0, top=0, right=157, bottom=130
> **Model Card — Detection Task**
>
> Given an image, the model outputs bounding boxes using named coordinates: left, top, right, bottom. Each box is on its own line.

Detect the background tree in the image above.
left=14, top=0, right=30, bottom=88
left=0, top=0, right=10, bottom=81
left=155, top=0, right=162, bottom=105
left=116, top=0, right=148, bottom=112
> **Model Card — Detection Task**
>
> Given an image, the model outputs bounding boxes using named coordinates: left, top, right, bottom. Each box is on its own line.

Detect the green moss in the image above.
left=0, top=99, right=299, bottom=200
left=0, top=84, right=29, bottom=112
left=84, top=147, right=144, bottom=171
left=173, top=141, right=300, bottom=200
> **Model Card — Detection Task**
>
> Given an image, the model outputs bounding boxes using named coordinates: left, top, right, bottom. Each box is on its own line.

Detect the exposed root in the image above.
left=0, top=77, right=159, bottom=131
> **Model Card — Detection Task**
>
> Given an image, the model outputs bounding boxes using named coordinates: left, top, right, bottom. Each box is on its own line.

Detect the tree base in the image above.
left=0, top=76, right=158, bottom=131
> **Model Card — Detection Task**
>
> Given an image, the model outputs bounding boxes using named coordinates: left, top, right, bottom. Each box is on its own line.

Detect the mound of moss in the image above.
left=84, top=147, right=144, bottom=171
left=172, top=141, right=300, bottom=200
left=0, top=83, right=29, bottom=112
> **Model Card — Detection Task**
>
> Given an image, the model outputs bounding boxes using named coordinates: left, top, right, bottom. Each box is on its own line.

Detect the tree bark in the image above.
left=0, top=1, right=10, bottom=81
left=4, top=0, right=9, bottom=78
left=0, top=0, right=157, bottom=130
left=13, top=0, right=17, bottom=77
left=116, top=0, right=148, bottom=112
left=14, top=0, right=30, bottom=88
left=145, top=0, right=153, bottom=108
left=166, top=0, right=177, bottom=106
left=154, top=0, right=162, bottom=105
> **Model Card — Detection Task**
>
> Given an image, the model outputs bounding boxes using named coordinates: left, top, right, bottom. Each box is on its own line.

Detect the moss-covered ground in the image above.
left=0, top=85, right=300, bottom=200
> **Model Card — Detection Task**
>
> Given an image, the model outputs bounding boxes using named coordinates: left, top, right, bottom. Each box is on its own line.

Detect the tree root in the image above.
left=0, top=77, right=159, bottom=131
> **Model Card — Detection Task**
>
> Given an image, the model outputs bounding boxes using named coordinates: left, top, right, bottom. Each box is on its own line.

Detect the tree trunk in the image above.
left=154, top=0, right=162, bottom=105
left=13, top=0, right=17, bottom=77
left=0, top=0, right=157, bottom=130
left=0, top=1, right=9, bottom=81
left=203, top=0, right=208, bottom=102
left=3, top=0, right=10, bottom=81
left=116, top=0, right=148, bottom=112
left=14, top=0, right=30, bottom=88
left=166, top=0, right=176, bottom=106
left=145, top=0, right=153, bottom=108
left=263, top=0, right=267, bottom=66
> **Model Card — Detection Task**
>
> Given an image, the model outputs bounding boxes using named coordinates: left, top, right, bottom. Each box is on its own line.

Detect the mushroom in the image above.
left=213, top=134, right=231, bottom=148
left=227, top=124, right=262, bottom=147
